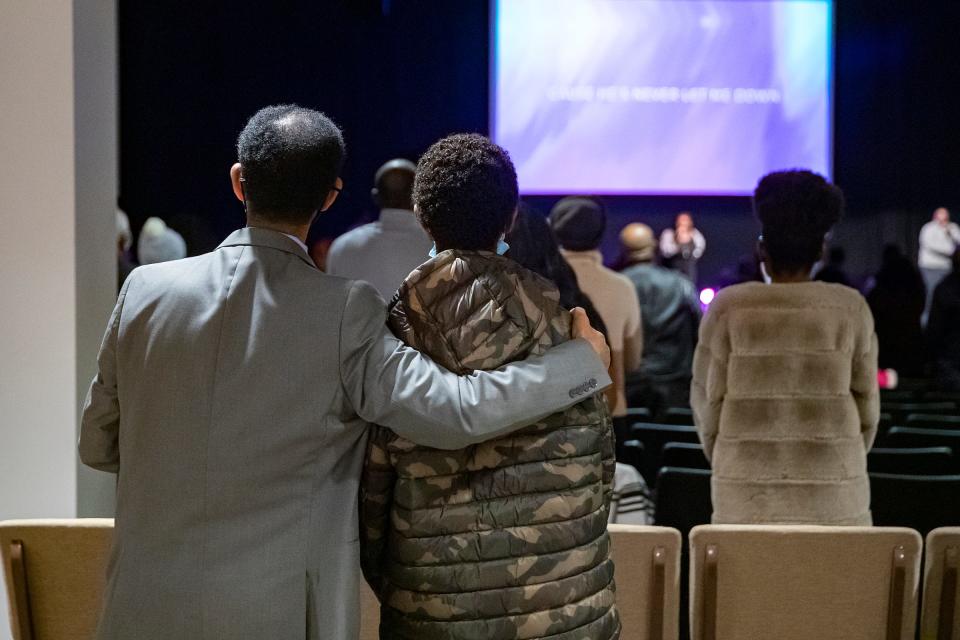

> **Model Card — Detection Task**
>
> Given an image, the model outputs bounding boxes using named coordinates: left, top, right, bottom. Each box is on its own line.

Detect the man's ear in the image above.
left=230, top=163, right=245, bottom=203
left=320, top=177, right=343, bottom=212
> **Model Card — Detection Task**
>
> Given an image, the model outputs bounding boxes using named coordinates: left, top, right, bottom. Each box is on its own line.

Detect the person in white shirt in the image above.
left=326, top=159, right=432, bottom=299
left=550, top=196, right=643, bottom=419
left=919, top=207, right=960, bottom=324
left=660, top=211, right=706, bottom=284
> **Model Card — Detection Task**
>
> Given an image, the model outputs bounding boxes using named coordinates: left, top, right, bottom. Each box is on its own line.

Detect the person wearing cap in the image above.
left=620, top=223, right=701, bottom=418
left=551, top=197, right=642, bottom=419
left=137, top=216, right=187, bottom=265
left=326, top=158, right=432, bottom=299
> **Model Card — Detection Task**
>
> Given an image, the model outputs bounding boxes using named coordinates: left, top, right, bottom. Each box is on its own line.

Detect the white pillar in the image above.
left=0, top=0, right=117, bottom=636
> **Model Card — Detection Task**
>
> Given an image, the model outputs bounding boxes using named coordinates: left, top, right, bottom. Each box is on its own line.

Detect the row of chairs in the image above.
left=2, top=520, right=957, bottom=640
left=624, top=423, right=960, bottom=484
left=654, top=466, right=960, bottom=538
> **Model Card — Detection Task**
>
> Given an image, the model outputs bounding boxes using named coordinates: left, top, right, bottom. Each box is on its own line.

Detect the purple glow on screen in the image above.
left=491, top=0, right=834, bottom=195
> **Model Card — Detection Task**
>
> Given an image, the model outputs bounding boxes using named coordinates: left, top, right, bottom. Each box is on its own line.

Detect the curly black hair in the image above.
left=236, top=105, right=345, bottom=224
left=412, top=133, right=518, bottom=251
left=754, top=170, right=845, bottom=272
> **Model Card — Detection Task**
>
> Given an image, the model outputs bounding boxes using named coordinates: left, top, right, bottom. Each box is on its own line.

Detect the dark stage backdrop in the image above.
left=119, top=0, right=960, bottom=285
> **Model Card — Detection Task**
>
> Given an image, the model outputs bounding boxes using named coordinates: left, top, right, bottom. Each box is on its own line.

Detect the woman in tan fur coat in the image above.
left=692, top=170, right=880, bottom=525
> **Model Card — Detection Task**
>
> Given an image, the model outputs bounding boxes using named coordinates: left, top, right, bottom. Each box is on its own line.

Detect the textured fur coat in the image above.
left=360, top=251, right=620, bottom=640
left=691, top=281, right=880, bottom=525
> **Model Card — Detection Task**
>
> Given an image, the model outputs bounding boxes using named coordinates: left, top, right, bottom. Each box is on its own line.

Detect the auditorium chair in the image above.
left=885, top=428, right=960, bottom=468
left=654, top=467, right=712, bottom=536
left=629, top=423, right=701, bottom=484
left=661, top=407, right=695, bottom=425
left=0, top=519, right=113, bottom=640
left=627, top=407, right=654, bottom=422
left=867, top=447, right=955, bottom=475
left=923, top=391, right=960, bottom=404
left=921, top=528, right=960, bottom=640
left=906, top=414, right=960, bottom=430
left=618, top=439, right=646, bottom=476
left=608, top=524, right=682, bottom=640
left=662, top=442, right=710, bottom=470
left=689, top=525, right=922, bottom=640
left=883, top=402, right=959, bottom=423
left=870, top=473, right=960, bottom=536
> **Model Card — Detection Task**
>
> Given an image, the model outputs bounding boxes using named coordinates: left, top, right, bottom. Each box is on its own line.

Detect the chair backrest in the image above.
left=883, top=403, right=959, bottom=422
left=867, top=447, right=955, bottom=475
left=885, top=428, right=960, bottom=463
left=906, top=414, right=960, bottom=430
left=870, top=473, right=960, bottom=536
left=618, top=439, right=646, bottom=477
left=662, top=407, right=695, bottom=425
left=662, top=443, right=710, bottom=470
left=608, top=525, right=682, bottom=640
left=0, top=519, right=113, bottom=640
left=922, top=528, right=960, bottom=640
left=654, top=467, right=712, bottom=536
left=358, top=581, right=380, bottom=640
left=630, top=424, right=701, bottom=484
left=689, top=525, right=922, bottom=640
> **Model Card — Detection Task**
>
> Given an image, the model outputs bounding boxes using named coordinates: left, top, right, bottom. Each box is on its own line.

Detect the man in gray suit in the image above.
left=79, top=105, right=612, bottom=640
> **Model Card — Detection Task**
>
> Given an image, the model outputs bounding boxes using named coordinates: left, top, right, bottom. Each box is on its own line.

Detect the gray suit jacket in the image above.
left=79, top=227, right=610, bottom=640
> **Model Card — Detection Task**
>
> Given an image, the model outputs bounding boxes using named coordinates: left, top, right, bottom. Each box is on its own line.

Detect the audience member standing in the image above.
left=506, top=205, right=607, bottom=336
left=137, top=217, right=187, bottom=265
left=551, top=197, right=642, bottom=419
left=865, top=245, right=927, bottom=377
left=814, top=246, right=852, bottom=286
left=79, top=106, right=612, bottom=640
left=660, top=211, right=705, bottom=284
left=326, top=159, right=432, bottom=299
left=919, top=207, right=960, bottom=324
left=927, top=250, right=960, bottom=390
left=620, top=223, right=701, bottom=416
left=360, top=134, right=620, bottom=640
left=692, top=170, right=879, bottom=525
left=116, top=209, right=136, bottom=292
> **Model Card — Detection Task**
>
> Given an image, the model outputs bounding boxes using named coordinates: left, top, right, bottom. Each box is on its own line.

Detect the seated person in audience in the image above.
left=360, top=134, right=620, bottom=640
left=326, top=158, right=432, bottom=298
left=620, top=222, right=701, bottom=418
left=551, top=197, right=643, bottom=421
left=865, top=244, right=926, bottom=377
left=926, top=250, right=960, bottom=390
left=692, top=170, right=880, bottom=525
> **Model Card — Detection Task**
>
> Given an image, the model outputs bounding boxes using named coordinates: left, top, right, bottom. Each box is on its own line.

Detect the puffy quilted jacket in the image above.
left=360, top=250, right=619, bottom=640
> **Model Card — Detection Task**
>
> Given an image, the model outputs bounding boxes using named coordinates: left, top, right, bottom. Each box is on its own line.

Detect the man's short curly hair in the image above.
left=236, top=105, right=345, bottom=224
left=413, top=134, right=518, bottom=251
left=754, top=170, right=844, bottom=271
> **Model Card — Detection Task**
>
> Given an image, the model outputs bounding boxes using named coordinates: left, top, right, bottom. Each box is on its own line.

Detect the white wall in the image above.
left=0, top=0, right=117, bottom=637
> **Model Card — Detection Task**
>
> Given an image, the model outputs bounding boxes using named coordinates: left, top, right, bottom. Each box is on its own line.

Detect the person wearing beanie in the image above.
left=620, top=223, right=701, bottom=418
left=551, top=196, right=642, bottom=420
left=137, top=216, right=187, bottom=265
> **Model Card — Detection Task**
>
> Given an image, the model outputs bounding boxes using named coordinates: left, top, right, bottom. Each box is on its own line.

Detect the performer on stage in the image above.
left=919, top=207, right=960, bottom=324
left=660, top=211, right=706, bottom=283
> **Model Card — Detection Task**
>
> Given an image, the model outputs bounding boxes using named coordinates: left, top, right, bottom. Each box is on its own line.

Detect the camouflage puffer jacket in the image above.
left=360, top=250, right=620, bottom=640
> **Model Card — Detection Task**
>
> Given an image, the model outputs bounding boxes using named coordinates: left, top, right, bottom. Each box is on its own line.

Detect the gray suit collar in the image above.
left=218, top=227, right=316, bottom=269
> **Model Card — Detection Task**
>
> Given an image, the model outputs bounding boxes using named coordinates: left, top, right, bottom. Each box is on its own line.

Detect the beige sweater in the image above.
left=691, top=281, right=880, bottom=525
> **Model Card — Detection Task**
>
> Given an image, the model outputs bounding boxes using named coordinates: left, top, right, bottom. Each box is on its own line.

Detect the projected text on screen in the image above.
left=491, top=0, right=834, bottom=195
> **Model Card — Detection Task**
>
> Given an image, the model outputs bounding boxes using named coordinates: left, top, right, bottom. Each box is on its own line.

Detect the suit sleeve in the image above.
left=78, top=277, right=131, bottom=472
left=339, top=281, right=613, bottom=450
left=851, top=299, right=880, bottom=451
left=691, top=303, right=727, bottom=462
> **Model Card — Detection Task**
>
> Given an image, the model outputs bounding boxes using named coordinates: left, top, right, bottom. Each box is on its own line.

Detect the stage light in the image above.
left=699, top=288, right=716, bottom=305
